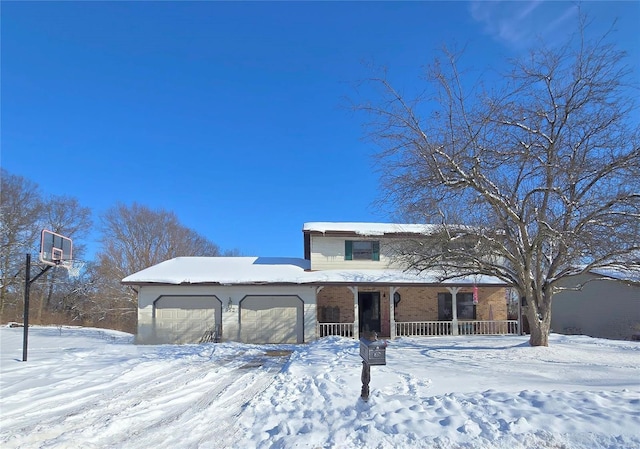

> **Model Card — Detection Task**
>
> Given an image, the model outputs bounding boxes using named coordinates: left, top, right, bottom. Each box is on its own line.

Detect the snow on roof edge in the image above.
left=121, top=256, right=507, bottom=286
left=302, top=222, right=440, bottom=236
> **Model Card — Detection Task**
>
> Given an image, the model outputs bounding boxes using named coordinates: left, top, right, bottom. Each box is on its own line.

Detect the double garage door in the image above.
left=154, top=294, right=304, bottom=344
left=240, top=295, right=304, bottom=344
left=155, top=296, right=221, bottom=344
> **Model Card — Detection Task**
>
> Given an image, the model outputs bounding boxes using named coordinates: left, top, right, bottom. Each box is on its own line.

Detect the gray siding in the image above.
left=552, top=273, right=640, bottom=340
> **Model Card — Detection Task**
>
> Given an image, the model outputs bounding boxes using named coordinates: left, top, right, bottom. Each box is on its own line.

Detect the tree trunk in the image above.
left=0, top=288, right=5, bottom=317
left=526, top=303, right=551, bottom=347
left=529, top=319, right=550, bottom=346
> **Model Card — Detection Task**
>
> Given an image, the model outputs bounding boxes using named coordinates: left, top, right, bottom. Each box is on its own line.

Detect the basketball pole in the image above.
left=22, top=253, right=53, bottom=362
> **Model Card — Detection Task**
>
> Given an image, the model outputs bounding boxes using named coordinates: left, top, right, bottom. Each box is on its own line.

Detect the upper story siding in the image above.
left=302, top=223, right=439, bottom=271
left=303, top=222, right=511, bottom=273
left=308, top=235, right=406, bottom=270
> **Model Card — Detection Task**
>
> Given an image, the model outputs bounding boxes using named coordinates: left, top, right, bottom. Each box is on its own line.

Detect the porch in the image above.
left=316, top=284, right=519, bottom=339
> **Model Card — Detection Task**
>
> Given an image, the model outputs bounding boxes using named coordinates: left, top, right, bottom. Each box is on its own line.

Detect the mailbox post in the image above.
left=359, top=332, right=386, bottom=401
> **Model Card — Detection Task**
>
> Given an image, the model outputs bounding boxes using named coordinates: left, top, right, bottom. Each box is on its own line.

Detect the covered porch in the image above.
left=316, top=284, right=520, bottom=339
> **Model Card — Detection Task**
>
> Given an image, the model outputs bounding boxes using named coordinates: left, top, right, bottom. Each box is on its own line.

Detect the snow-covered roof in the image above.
left=303, top=222, right=440, bottom=236
left=590, top=267, right=640, bottom=284
left=121, top=256, right=506, bottom=286
left=122, top=257, right=310, bottom=285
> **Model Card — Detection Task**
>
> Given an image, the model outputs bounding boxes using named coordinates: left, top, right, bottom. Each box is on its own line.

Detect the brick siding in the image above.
left=318, top=285, right=507, bottom=323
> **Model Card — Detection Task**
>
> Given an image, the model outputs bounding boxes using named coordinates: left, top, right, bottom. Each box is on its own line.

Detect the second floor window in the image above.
left=345, top=240, right=380, bottom=261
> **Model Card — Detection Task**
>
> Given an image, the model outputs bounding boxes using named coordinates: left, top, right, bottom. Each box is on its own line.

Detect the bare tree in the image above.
left=358, top=19, right=640, bottom=346
left=94, top=202, right=221, bottom=330
left=35, top=195, right=93, bottom=321
left=0, top=169, right=44, bottom=318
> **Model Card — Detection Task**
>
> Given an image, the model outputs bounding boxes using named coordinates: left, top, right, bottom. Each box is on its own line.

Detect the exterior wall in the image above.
left=393, top=286, right=507, bottom=322
left=476, top=287, right=508, bottom=321
left=317, top=286, right=355, bottom=322
left=136, top=284, right=317, bottom=344
left=309, top=236, right=405, bottom=270
left=136, top=281, right=509, bottom=344
left=393, top=287, right=440, bottom=322
left=552, top=274, right=640, bottom=340
left=317, top=285, right=508, bottom=333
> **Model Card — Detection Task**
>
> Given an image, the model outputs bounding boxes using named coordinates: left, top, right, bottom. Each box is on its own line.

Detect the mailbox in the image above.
left=359, top=337, right=387, bottom=366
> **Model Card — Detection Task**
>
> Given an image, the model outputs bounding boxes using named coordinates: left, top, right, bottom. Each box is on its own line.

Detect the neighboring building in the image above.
left=123, top=222, right=516, bottom=345
left=552, top=269, right=640, bottom=340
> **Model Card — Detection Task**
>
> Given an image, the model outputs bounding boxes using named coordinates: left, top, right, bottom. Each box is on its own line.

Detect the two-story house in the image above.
left=124, top=222, right=516, bottom=345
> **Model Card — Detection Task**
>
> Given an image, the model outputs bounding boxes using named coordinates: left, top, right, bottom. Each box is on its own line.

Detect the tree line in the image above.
left=0, top=169, right=236, bottom=333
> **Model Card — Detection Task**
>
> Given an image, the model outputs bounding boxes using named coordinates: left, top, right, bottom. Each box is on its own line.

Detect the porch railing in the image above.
left=317, top=322, right=354, bottom=338
left=396, top=320, right=519, bottom=337
left=457, top=320, right=519, bottom=335
left=318, top=320, right=519, bottom=339
left=396, top=321, right=452, bottom=336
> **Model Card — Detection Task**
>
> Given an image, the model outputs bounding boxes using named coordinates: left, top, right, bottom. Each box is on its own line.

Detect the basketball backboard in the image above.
left=39, top=230, right=73, bottom=267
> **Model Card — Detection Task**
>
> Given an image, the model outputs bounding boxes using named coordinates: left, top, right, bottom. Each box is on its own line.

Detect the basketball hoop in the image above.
left=40, top=230, right=73, bottom=267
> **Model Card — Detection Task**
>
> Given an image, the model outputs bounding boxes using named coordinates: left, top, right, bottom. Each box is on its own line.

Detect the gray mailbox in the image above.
left=359, top=337, right=387, bottom=366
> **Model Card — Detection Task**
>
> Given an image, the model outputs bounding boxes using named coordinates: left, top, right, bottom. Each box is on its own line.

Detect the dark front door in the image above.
left=359, top=292, right=381, bottom=334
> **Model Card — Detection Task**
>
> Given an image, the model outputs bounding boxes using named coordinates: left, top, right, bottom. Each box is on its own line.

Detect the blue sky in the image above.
left=3, top=1, right=639, bottom=260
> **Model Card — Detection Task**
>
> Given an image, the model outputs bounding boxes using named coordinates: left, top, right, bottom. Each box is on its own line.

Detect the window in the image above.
left=345, top=240, right=380, bottom=261
left=438, top=293, right=476, bottom=320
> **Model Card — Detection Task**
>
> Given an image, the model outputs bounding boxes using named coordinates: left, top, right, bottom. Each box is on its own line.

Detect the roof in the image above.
left=121, top=256, right=507, bottom=286
left=590, top=267, right=640, bottom=284
left=302, top=222, right=441, bottom=236
left=122, top=257, right=310, bottom=285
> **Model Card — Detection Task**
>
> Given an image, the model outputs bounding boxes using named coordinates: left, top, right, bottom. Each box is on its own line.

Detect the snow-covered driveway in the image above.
left=1, top=328, right=291, bottom=448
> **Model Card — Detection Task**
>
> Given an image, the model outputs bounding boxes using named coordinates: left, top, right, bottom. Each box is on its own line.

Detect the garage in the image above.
left=240, top=295, right=304, bottom=344
left=154, top=295, right=221, bottom=344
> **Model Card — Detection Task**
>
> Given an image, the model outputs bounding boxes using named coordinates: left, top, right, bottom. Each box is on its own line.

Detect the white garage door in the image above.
left=155, top=296, right=220, bottom=344
left=240, top=296, right=303, bottom=344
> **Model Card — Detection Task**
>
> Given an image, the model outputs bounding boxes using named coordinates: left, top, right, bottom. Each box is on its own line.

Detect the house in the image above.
left=551, top=269, right=640, bottom=340
left=123, top=222, right=517, bottom=345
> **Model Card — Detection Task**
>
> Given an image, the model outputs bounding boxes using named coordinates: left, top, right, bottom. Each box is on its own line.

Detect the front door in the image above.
left=359, top=292, right=381, bottom=334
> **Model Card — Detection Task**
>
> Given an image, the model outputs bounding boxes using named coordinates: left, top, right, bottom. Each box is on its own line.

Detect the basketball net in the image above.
left=61, top=260, right=84, bottom=279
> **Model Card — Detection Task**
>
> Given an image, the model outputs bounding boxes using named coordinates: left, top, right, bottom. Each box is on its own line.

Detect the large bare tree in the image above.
left=93, top=202, right=221, bottom=330
left=358, top=20, right=640, bottom=346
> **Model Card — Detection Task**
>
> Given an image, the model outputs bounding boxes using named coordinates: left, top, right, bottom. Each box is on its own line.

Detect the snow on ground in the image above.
left=1, top=326, right=639, bottom=449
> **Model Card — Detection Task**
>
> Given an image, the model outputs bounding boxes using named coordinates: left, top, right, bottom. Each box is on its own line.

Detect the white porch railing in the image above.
left=396, top=320, right=519, bottom=337
left=457, top=320, right=519, bottom=335
left=396, top=321, right=452, bottom=337
left=317, top=322, right=354, bottom=338
left=318, top=320, right=519, bottom=339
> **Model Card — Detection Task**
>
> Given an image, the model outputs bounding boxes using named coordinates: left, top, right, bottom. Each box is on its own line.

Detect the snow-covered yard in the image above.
left=1, top=326, right=639, bottom=449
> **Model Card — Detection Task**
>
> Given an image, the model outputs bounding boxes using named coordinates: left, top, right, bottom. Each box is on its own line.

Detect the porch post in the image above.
left=316, top=286, right=324, bottom=339
left=447, top=286, right=461, bottom=336
left=349, top=286, right=359, bottom=339
left=389, top=286, right=397, bottom=340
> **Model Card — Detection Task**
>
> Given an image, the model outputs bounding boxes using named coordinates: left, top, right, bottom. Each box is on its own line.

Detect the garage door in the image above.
left=155, top=296, right=221, bottom=344
left=240, top=296, right=303, bottom=344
